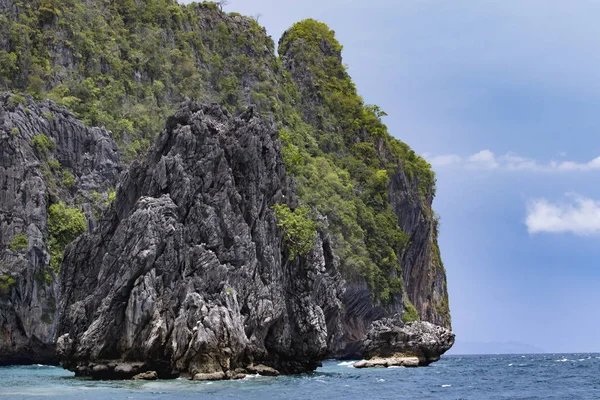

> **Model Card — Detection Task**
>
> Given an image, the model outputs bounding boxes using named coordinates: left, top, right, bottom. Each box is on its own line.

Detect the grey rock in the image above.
left=193, top=371, right=227, bottom=381
left=0, top=94, right=122, bottom=365
left=246, top=364, right=280, bottom=376
left=361, top=318, right=455, bottom=366
left=353, top=356, right=420, bottom=368
left=56, top=102, right=344, bottom=379
left=92, top=364, right=108, bottom=373
left=133, top=371, right=158, bottom=381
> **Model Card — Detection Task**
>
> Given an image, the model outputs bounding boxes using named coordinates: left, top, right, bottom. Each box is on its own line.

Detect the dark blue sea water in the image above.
left=1, top=354, right=599, bottom=399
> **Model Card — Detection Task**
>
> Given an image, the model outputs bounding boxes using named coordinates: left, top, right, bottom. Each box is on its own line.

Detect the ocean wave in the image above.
left=337, top=361, right=356, bottom=367
left=442, top=384, right=452, bottom=388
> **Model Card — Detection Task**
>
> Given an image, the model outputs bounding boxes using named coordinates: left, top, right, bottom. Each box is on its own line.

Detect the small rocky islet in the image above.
left=0, top=0, right=453, bottom=380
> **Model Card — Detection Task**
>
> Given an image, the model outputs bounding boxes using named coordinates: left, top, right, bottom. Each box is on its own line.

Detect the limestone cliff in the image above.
left=0, top=94, right=121, bottom=364
left=278, top=20, right=451, bottom=358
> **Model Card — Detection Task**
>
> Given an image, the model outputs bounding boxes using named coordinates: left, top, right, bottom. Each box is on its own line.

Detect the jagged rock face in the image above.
left=387, top=169, right=451, bottom=329
left=0, top=94, right=121, bottom=365
left=362, top=318, right=455, bottom=366
left=56, top=102, right=344, bottom=379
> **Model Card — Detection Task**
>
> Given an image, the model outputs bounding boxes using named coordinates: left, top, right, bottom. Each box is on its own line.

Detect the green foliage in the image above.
left=275, top=20, right=438, bottom=303
left=62, top=170, right=75, bottom=188
left=48, top=202, right=86, bottom=273
left=272, top=204, right=317, bottom=260
left=434, top=295, right=450, bottom=322
left=47, top=158, right=60, bottom=170
left=35, top=268, right=53, bottom=285
left=9, top=233, right=28, bottom=252
left=31, top=133, right=55, bottom=156
left=0, top=275, right=16, bottom=293
left=10, top=127, right=19, bottom=136
left=402, top=299, right=420, bottom=323
left=0, top=0, right=276, bottom=159
left=106, top=189, right=116, bottom=206
left=279, top=19, right=343, bottom=57
left=8, top=94, right=26, bottom=107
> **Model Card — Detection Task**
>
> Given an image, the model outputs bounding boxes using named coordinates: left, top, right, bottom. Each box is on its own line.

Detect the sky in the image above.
left=181, top=0, right=600, bottom=354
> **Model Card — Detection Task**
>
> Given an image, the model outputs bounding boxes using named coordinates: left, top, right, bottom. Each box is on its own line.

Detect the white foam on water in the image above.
left=337, top=361, right=356, bottom=368
left=555, top=358, right=569, bottom=362
left=508, top=364, right=513, bottom=366
left=243, top=374, right=261, bottom=380
left=388, top=366, right=404, bottom=369
left=377, top=379, right=385, bottom=382
left=442, top=384, right=452, bottom=388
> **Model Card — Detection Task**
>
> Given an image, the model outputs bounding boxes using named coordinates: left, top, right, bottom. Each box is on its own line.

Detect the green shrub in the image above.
left=7, top=94, right=26, bottom=107
left=272, top=204, right=317, bottom=260
left=0, top=275, right=16, bottom=292
left=48, top=202, right=87, bottom=273
left=31, top=134, right=55, bottom=156
left=47, top=158, right=60, bottom=170
left=106, top=189, right=116, bottom=206
left=35, top=269, right=53, bottom=285
left=46, top=158, right=60, bottom=171
left=62, top=170, right=75, bottom=188
left=10, top=127, right=18, bottom=136
left=9, top=233, right=28, bottom=252
left=402, top=299, right=420, bottom=323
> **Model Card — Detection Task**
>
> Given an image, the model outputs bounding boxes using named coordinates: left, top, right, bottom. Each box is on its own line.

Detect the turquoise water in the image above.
left=1, top=354, right=599, bottom=399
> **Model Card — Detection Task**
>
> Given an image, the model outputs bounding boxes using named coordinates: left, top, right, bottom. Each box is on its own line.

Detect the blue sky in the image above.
left=182, top=0, right=600, bottom=353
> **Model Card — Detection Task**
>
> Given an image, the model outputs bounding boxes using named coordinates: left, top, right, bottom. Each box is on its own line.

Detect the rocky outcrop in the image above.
left=0, top=93, right=121, bottom=365
left=359, top=319, right=455, bottom=366
left=55, top=101, right=344, bottom=379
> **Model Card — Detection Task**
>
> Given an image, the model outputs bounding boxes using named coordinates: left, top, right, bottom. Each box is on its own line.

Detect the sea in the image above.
left=0, top=354, right=598, bottom=399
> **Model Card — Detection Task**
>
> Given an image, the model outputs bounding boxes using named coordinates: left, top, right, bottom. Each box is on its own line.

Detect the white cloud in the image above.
left=427, top=150, right=600, bottom=173
left=467, top=150, right=499, bottom=169
left=526, top=194, right=600, bottom=235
